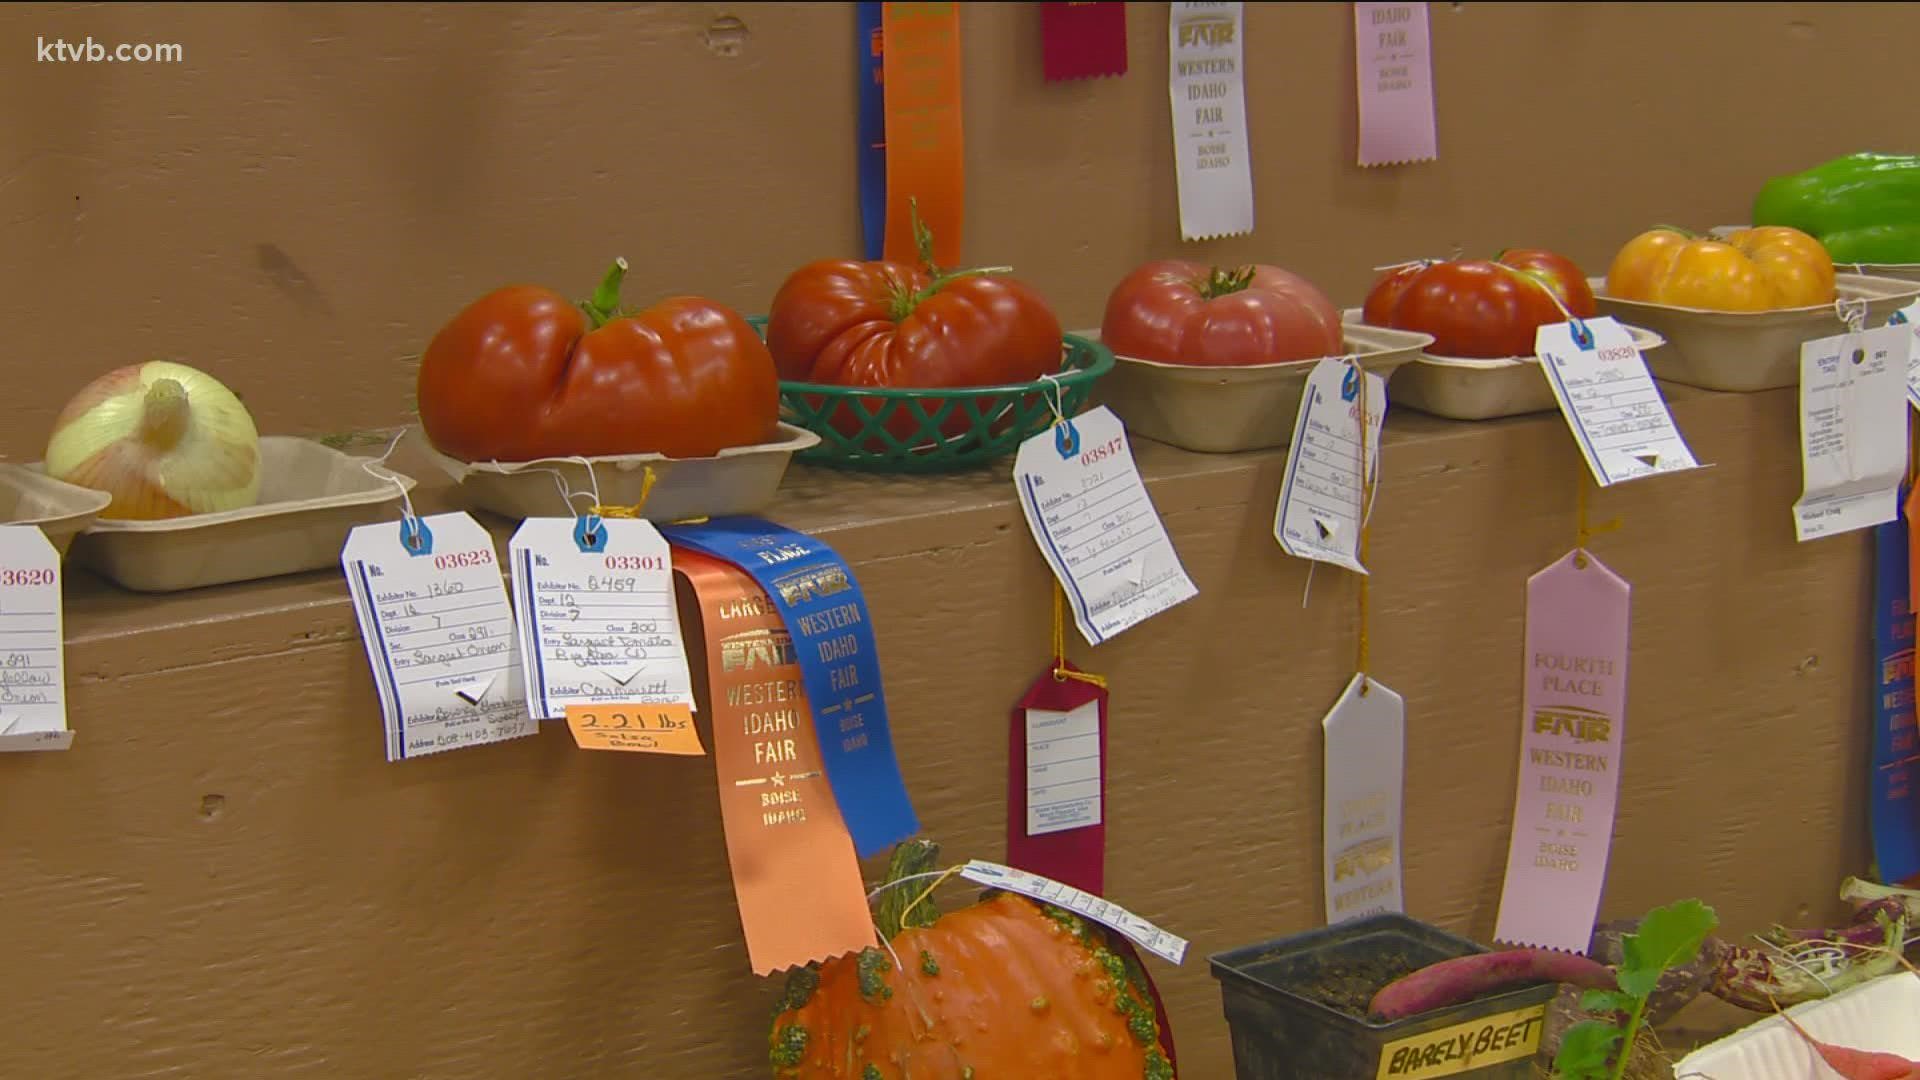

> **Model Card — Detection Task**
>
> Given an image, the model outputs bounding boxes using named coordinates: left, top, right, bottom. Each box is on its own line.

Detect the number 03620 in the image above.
left=0, top=568, right=54, bottom=587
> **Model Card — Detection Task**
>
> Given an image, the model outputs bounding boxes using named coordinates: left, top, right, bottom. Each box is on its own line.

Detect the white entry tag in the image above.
left=1536, top=317, right=1704, bottom=487
left=340, top=511, right=535, bottom=762
left=1013, top=406, right=1199, bottom=646
left=0, top=526, right=71, bottom=752
left=1891, top=300, right=1920, bottom=410
left=1794, top=324, right=1911, bottom=542
left=1026, top=699, right=1102, bottom=836
left=1275, top=358, right=1386, bottom=573
left=959, top=860, right=1189, bottom=965
left=1322, top=673, right=1405, bottom=924
left=1168, top=2, right=1254, bottom=241
left=507, top=516, right=695, bottom=720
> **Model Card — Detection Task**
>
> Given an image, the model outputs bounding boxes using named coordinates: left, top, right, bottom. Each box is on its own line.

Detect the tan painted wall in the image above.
left=0, top=1, right=1903, bottom=452
left=0, top=2, right=1907, bottom=1078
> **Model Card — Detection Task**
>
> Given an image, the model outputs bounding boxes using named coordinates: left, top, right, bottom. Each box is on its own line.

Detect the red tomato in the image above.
left=418, top=260, right=779, bottom=462
left=765, top=258, right=1063, bottom=444
left=1099, top=261, right=1342, bottom=366
left=1361, top=250, right=1598, bottom=359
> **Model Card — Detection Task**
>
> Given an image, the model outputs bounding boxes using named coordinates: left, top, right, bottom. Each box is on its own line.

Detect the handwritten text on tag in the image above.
left=508, top=517, right=695, bottom=719
left=1014, top=406, right=1198, bottom=646
left=340, top=511, right=535, bottom=762
left=1322, top=673, right=1405, bottom=925
left=1536, top=317, right=1702, bottom=487
left=563, top=703, right=705, bottom=755
left=959, top=860, right=1189, bottom=965
left=1893, top=299, right=1920, bottom=410
left=1795, top=324, right=1910, bottom=542
left=1275, top=359, right=1386, bottom=573
left=0, top=526, right=69, bottom=752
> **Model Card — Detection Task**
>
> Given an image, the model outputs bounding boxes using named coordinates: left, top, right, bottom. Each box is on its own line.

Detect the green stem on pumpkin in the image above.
left=580, top=257, right=630, bottom=329
left=873, top=840, right=943, bottom=940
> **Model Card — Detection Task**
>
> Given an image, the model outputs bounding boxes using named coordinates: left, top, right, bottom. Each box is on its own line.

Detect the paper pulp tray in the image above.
left=65, top=436, right=418, bottom=593
left=0, top=465, right=112, bottom=558
left=1589, top=272, right=1920, bottom=393
left=1078, top=323, right=1434, bottom=454
left=1675, top=972, right=1920, bottom=1078
left=418, top=422, right=821, bottom=523
left=1386, top=322, right=1668, bottom=422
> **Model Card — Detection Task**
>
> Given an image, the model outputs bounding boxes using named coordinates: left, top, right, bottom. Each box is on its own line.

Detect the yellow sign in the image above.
left=564, top=703, right=705, bottom=755
left=1374, top=1004, right=1546, bottom=1080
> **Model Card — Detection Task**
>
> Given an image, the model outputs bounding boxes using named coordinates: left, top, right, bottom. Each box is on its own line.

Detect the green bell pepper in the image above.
left=1752, top=152, right=1920, bottom=263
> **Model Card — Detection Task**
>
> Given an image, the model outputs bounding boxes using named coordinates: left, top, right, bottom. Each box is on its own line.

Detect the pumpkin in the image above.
left=768, top=840, right=1175, bottom=1079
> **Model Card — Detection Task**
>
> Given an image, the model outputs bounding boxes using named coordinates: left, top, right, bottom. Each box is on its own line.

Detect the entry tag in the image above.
left=340, top=511, right=535, bottom=762
left=1322, top=674, right=1405, bottom=925
left=1493, top=550, right=1631, bottom=952
left=1168, top=1, right=1253, bottom=240
left=1027, top=698, right=1102, bottom=836
left=507, top=517, right=695, bottom=720
left=1013, top=405, right=1198, bottom=646
left=1891, top=299, right=1920, bottom=410
left=1794, top=324, right=1910, bottom=542
left=1276, top=358, right=1386, bottom=573
left=958, top=860, right=1189, bottom=965
left=0, top=527, right=71, bottom=752
left=1353, top=1, right=1439, bottom=167
left=1536, top=317, right=1703, bottom=487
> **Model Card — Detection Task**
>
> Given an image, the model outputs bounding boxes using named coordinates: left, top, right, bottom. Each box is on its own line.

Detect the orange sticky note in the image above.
left=563, top=703, right=705, bottom=755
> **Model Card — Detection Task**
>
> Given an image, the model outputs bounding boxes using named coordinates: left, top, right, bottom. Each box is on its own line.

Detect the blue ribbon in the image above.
left=856, top=1, right=887, bottom=260
left=1870, top=496, right=1920, bottom=883
left=663, top=516, right=918, bottom=856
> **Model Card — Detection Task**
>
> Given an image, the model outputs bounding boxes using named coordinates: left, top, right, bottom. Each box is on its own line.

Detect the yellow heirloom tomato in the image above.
left=1605, top=225, right=1835, bottom=312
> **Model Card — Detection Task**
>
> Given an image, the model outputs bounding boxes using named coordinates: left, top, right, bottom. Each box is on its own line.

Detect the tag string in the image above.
left=1353, top=364, right=1374, bottom=694
left=1573, top=468, right=1622, bottom=568
left=1051, top=582, right=1108, bottom=688
left=589, top=465, right=657, bottom=520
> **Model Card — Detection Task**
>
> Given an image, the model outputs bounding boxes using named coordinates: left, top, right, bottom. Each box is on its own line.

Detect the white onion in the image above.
left=45, top=361, right=261, bottom=520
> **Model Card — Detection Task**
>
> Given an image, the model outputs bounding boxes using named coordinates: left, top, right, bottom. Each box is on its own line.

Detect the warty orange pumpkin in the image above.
left=768, top=840, right=1175, bottom=1080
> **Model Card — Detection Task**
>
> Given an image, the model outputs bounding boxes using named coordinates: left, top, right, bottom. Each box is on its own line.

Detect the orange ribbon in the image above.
left=881, top=2, right=964, bottom=266
left=675, top=550, right=875, bottom=975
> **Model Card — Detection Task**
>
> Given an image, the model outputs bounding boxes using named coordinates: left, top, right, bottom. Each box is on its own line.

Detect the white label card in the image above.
left=1013, top=405, right=1199, bottom=647
left=1536, top=317, right=1704, bottom=487
left=507, top=517, right=694, bottom=719
left=1894, top=300, right=1920, bottom=411
left=1322, top=673, right=1405, bottom=925
left=1168, top=1, right=1253, bottom=241
left=1795, top=324, right=1911, bottom=543
left=1275, top=358, right=1386, bottom=573
left=1026, top=699, right=1101, bottom=836
left=340, top=511, right=535, bottom=762
left=959, top=860, right=1189, bottom=965
left=0, top=526, right=69, bottom=752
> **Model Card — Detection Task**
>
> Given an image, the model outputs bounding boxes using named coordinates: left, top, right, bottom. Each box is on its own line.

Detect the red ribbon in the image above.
left=1007, top=660, right=1107, bottom=896
left=1041, top=2, right=1128, bottom=82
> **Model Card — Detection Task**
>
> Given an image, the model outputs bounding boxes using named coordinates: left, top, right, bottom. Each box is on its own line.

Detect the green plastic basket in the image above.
left=747, top=319, right=1115, bottom=473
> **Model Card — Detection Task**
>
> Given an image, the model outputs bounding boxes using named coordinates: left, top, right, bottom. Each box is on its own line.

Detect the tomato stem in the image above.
left=1651, top=223, right=1703, bottom=241
left=581, top=257, right=630, bottom=330
left=1196, top=265, right=1256, bottom=300
left=1492, top=262, right=1575, bottom=320
left=885, top=196, right=1013, bottom=321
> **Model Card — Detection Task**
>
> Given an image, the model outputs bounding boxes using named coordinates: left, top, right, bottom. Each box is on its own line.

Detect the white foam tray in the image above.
left=1675, top=972, right=1920, bottom=1079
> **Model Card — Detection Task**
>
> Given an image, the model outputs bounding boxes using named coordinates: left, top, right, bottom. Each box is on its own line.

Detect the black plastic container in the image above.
left=1209, top=913, right=1559, bottom=1080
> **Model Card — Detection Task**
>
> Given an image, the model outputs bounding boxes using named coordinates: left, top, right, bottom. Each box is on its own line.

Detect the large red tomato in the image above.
left=765, top=258, right=1063, bottom=444
left=418, top=259, right=779, bottom=462
left=1361, top=249, right=1598, bottom=359
left=1100, top=261, right=1342, bottom=366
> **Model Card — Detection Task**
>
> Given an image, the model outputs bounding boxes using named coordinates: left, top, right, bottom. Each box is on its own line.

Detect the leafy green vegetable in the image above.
left=1552, top=899, right=1718, bottom=1080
